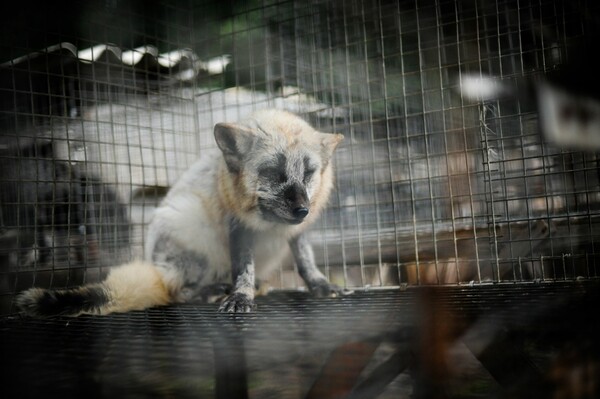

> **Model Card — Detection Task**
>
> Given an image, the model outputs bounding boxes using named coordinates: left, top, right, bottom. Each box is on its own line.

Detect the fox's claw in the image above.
left=218, top=292, right=256, bottom=313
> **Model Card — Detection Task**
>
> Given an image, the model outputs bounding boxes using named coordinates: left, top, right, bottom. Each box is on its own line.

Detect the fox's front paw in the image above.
left=309, top=280, right=348, bottom=298
left=218, top=292, right=256, bottom=313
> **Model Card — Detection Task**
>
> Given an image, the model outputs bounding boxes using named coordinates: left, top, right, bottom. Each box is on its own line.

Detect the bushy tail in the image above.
left=16, top=260, right=172, bottom=317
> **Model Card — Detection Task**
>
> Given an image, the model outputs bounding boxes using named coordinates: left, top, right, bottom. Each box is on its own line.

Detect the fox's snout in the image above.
left=284, top=183, right=310, bottom=222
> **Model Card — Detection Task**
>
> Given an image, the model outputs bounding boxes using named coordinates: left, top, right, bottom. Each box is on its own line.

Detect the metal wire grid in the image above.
left=282, top=2, right=597, bottom=285
left=257, top=0, right=600, bottom=287
left=1, top=283, right=599, bottom=398
left=1, top=0, right=600, bottom=315
left=0, top=1, right=204, bottom=314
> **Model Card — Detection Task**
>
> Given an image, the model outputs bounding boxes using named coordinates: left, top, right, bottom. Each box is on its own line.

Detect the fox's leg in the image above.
left=289, top=234, right=343, bottom=297
left=218, top=221, right=256, bottom=313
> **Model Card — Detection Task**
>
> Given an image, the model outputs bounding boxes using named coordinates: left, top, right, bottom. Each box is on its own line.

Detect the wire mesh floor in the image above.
left=1, top=283, right=599, bottom=398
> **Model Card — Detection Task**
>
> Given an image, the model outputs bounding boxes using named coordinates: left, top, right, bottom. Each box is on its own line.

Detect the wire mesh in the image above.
left=1, top=283, right=599, bottom=398
left=1, top=0, right=600, bottom=316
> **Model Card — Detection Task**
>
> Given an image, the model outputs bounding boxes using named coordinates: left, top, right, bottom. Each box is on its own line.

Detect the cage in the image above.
left=1, top=0, right=600, bottom=398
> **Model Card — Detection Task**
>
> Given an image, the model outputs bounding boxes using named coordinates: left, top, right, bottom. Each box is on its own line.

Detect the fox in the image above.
left=16, top=109, right=345, bottom=316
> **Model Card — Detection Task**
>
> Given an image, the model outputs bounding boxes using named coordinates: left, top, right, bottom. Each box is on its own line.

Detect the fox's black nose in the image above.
left=293, top=207, right=309, bottom=219
left=285, top=183, right=310, bottom=221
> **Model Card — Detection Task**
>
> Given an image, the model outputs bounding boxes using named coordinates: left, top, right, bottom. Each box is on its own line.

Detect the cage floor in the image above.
left=1, top=282, right=599, bottom=399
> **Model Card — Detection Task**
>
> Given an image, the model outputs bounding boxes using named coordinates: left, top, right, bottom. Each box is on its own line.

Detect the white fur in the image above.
left=144, top=110, right=341, bottom=295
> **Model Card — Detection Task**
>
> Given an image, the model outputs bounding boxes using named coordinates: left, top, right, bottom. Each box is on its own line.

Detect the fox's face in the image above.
left=253, top=147, right=322, bottom=225
left=214, top=110, right=343, bottom=229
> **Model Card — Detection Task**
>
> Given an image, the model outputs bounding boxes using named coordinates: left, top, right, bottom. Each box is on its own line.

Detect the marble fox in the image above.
left=17, top=109, right=344, bottom=316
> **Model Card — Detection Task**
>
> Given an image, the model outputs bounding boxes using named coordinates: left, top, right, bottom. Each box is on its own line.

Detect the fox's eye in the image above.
left=259, top=166, right=286, bottom=183
left=303, top=168, right=316, bottom=182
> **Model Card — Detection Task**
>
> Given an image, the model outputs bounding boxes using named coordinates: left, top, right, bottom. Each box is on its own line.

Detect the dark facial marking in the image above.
left=258, top=153, right=287, bottom=183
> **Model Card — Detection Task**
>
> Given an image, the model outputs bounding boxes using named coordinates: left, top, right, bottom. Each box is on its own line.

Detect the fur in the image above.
left=16, top=109, right=344, bottom=316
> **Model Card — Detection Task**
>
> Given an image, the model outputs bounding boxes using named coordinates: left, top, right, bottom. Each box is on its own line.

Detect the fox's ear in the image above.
left=319, top=133, right=344, bottom=166
left=214, top=123, right=255, bottom=173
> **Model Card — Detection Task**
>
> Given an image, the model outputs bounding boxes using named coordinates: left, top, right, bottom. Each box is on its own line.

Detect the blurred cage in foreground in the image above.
left=1, top=0, right=600, bottom=314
